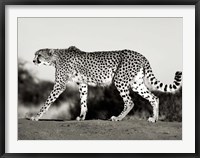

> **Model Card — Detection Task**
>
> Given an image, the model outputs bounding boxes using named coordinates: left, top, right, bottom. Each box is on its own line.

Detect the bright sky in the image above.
left=18, top=18, right=182, bottom=84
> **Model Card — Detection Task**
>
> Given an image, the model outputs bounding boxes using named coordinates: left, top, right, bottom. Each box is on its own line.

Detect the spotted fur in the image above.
left=31, top=46, right=182, bottom=122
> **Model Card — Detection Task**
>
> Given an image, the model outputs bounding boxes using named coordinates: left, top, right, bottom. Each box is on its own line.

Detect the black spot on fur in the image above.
left=174, top=81, right=180, bottom=86
left=173, top=85, right=177, bottom=89
left=150, top=77, right=154, bottom=81
left=175, top=71, right=182, bottom=76
left=175, top=75, right=182, bottom=79
left=175, top=77, right=182, bottom=82
left=160, top=83, right=163, bottom=87
left=164, top=85, right=167, bottom=92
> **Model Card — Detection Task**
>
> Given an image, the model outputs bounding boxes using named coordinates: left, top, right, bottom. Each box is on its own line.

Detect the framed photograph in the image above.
left=1, top=0, right=199, bottom=157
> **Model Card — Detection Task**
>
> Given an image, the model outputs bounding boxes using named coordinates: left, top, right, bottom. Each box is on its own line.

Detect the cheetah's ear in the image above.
left=48, top=49, right=54, bottom=56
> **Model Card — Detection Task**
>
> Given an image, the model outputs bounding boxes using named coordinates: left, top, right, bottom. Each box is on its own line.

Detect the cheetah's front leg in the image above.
left=30, top=83, right=66, bottom=121
left=76, top=83, right=88, bottom=121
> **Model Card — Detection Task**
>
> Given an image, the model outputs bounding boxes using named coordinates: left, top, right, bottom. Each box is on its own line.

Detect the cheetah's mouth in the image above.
left=34, top=58, right=41, bottom=65
left=37, top=58, right=41, bottom=64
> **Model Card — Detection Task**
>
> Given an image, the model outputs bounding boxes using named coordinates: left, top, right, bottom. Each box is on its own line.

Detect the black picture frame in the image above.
left=0, top=0, right=199, bottom=158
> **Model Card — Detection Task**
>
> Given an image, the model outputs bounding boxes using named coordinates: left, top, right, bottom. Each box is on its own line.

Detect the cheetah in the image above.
left=31, top=46, right=182, bottom=122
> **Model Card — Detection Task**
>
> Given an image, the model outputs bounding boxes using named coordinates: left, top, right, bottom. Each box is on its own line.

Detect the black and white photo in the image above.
left=18, top=17, right=182, bottom=140
left=2, top=4, right=197, bottom=155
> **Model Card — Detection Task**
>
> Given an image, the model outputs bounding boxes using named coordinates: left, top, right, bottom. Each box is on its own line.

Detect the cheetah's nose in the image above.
left=33, top=60, right=36, bottom=63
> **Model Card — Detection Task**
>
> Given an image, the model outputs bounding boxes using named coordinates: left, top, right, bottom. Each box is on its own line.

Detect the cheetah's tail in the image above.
left=144, top=64, right=182, bottom=93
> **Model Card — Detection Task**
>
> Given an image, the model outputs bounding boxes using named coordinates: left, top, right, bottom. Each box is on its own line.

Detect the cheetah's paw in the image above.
left=76, top=116, right=85, bottom=121
left=110, top=116, right=121, bottom=121
left=30, top=116, right=39, bottom=121
left=148, top=117, right=157, bottom=123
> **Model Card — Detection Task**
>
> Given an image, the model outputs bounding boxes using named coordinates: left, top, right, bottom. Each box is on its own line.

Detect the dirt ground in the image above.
left=18, top=118, right=181, bottom=140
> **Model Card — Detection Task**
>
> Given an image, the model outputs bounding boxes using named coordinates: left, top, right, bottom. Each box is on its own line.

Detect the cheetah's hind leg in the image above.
left=131, top=82, right=159, bottom=123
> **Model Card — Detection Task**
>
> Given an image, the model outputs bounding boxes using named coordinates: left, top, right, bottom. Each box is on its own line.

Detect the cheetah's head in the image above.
left=33, top=49, right=55, bottom=66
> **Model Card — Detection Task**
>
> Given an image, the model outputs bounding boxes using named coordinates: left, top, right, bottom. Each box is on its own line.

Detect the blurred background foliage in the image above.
left=18, top=60, right=182, bottom=122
